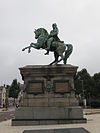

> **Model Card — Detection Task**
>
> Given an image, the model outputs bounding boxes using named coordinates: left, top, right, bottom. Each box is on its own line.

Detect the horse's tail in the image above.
left=64, top=44, right=73, bottom=64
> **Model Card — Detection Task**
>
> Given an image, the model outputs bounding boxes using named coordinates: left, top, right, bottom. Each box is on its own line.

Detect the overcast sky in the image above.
left=0, top=0, right=100, bottom=85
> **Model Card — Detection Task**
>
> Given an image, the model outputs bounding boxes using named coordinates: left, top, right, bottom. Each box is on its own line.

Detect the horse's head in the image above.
left=34, top=28, right=41, bottom=39
left=34, top=28, right=49, bottom=39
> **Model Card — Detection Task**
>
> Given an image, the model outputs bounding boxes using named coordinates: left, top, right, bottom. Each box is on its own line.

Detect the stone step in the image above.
left=23, top=128, right=90, bottom=133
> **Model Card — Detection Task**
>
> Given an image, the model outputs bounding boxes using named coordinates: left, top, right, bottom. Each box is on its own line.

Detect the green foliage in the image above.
left=75, top=69, right=100, bottom=99
left=92, top=72, right=100, bottom=98
left=87, top=99, right=100, bottom=108
left=9, top=79, right=21, bottom=99
left=75, top=68, right=93, bottom=97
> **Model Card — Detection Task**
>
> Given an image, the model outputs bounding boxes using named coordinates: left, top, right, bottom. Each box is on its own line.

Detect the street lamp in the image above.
left=81, top=80, right=85, bottom=98
left=78, top=76, right=84, bottom=98
left=78, top=76, right=86, bottom=108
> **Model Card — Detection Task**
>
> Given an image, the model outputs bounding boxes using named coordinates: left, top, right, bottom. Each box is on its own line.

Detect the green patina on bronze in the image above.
left=22, top=23, right=73, bottom=65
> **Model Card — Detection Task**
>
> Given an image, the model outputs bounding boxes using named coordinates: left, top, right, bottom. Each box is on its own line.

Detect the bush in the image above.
left=87, top=99, right=100, bottom=108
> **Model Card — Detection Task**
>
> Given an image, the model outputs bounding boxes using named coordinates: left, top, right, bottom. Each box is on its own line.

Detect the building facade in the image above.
left=0, top=86, right=7, bottom=108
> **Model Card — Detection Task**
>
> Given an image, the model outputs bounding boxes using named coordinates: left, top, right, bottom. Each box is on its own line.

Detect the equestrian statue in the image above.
left=22, top=23, right=73, bottom=65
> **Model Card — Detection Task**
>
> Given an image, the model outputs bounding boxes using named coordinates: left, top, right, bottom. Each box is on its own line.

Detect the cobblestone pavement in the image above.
left=0, top=108, right=15, bottom=122
left=84, top=108, right=100, bottom=115
left=0, top=113, right=100, bottom=133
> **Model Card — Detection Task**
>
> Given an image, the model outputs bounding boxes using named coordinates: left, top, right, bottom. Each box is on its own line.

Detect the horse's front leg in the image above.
left=22, top=46, right=30, bottom=51
left=22, top=44, right=32, bottom=53
left=22, top=43, right=40, bottom=53
left=30, top=43, right=40, bottom=49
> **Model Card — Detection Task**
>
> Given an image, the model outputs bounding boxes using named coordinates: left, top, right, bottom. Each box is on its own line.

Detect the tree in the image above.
left=74, top=68, right=94, bottom=98
left=92, top=72, right=100, bottom=98
left=9, top=79, right=21, bottom=102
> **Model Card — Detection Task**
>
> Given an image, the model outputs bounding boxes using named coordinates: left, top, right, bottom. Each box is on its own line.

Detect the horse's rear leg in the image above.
left=56, top=45, right=65, bottom=64
left=49, top=52, right=59, bottom=65
left=49, top=60, right=56, bottom=65
left=57, top=52, right=65, bottom=64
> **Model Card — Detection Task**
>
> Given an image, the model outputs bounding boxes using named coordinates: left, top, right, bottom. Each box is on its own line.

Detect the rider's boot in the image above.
left=45, top=43, right=50, bottom=55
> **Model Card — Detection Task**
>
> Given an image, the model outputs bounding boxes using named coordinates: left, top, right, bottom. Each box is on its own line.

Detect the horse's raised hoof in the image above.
left=28, top=49, right=31, bottom=53
left=49, top=63, right=53, bottom=65
left=22, top=48, right=25, bottom=51
left=55, top=62, right=58, bottom=65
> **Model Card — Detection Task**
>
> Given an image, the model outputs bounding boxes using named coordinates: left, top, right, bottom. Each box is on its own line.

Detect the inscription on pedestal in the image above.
left=26, top=80, right=44, bottom=94
left=53, top=80, right=70, bottom=93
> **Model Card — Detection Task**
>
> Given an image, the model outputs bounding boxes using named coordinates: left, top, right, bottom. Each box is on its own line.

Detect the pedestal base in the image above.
left=12, top=106, right=86, bottom=126
left=12, top=118, right=87, bottom=126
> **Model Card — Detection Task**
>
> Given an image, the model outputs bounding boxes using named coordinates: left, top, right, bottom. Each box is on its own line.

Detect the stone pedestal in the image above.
left=12, top=64, right=86, bottom=126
